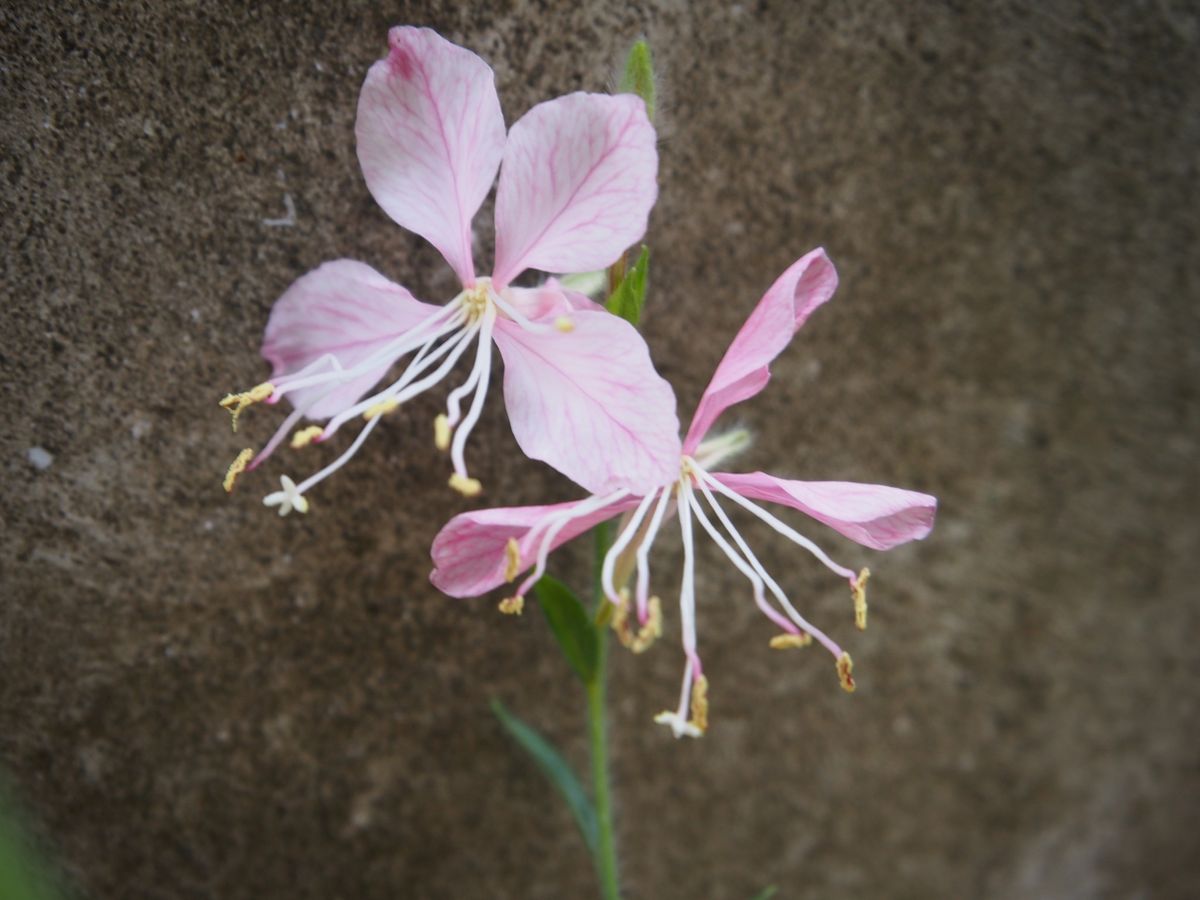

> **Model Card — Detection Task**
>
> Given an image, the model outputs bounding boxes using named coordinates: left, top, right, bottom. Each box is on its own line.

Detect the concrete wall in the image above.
left=2, top=1, right=1197, bottom=897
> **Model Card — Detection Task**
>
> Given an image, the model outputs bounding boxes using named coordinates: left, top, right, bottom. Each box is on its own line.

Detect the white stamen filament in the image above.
left=600, top=492, right=658, bottom=605
left=449, top=307, right=497, bottom=479
left=691, top=467, right=843, bottom=659
left=270, top=301, right=465, bottom=398
left=321, top=321, right=482, bottom=438
left=515, top=490, right=629, bottom=599
left=696, top=468, right=857, bottom=581
left=488, top=290, right=557, bottom=333
left=684, top=488, right=797, bottom=636
left=677, top=480, right=702, bottom=675
left=634, top=486, right=675, bottom=623
left=294, top=410, right=383, bottom=495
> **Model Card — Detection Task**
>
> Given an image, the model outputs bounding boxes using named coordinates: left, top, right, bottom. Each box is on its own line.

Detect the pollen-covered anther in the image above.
left=462, top=282, right=490, bottom=323
left=362, top=398, right=400, bottom=421
left=837, top=652, right=856, bottom=693
left=553, top=316, right=574, bottom=333
left=852, top=567, right=870, bottom=631
left=434, top=414, right=451, bottom=451
left=290, top=425, right=323, bottom=449
left=448, top=473, right=482, bottom=497
left=769, top=632, right=813, bottom=650
left=222, top=448, right=254, bottom=493
left=614, top=594, right=663, bottom=654
left=498, top=596, right=524, bottom=615
left=689, top=675, right=710, bottom=734
left=503, top=538, right=521, bottom=583
left=218, top=382, right=275, bottom=432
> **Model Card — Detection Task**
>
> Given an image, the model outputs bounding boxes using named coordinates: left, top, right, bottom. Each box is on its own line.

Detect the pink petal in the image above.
left=683, top=249, right=838, bottom=452
left=492, top=310, right=681, bottom=495
left=502, top=279, right=604, bottom=321
left=430, top=497, right=637, bottom=597
left=261, top=260, right=440, bottom=419
left=714, top=471, right=937, bottom=550
left=491, top=93, right=658, bottom=288
left=356, top=26, right=505, bottom=285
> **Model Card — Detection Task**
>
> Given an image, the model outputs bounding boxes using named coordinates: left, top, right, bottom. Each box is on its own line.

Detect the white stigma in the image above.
left=263, top=475, right=308, bottom=516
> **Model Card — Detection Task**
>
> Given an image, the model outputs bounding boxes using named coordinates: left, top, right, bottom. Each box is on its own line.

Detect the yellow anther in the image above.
left=448, top=473, right=482, bottom=497
left=852, top=567, right=870, bottom=631
left=290, top=425, right=323, bottom=449
left=554, top=316, right=575, bottom=333
left=434, top=414, right=451, bottom=451
left=498, top=596, right=524, bottom=615
left=222, top=448, right=254, bottom=493
left=689, top=675, right=709, bottom=734
left=362, top=398, right=400, bottom=421
left=769, top=632, right=813, bottom=650
left=837, top=652, right=856, bottom=693
left=612, top=591, right=663, bottom=653
left=503, top=538, right=521, bottom=583
left=218, top=382, right=275, bottom=432
left=462, top=283, right=490, bottom=322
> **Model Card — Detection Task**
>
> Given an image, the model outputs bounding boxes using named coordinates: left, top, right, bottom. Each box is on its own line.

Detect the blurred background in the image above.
left=2, top=1, right=1197, bottom=897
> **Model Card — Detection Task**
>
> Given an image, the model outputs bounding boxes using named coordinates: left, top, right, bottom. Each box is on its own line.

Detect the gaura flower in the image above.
left=220, top=26, right=678, bottom=511
left=430, top=249, right=937, bottom=737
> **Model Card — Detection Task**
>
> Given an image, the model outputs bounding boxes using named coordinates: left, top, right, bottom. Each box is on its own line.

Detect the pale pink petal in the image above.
left=492, top=310, right=681, bottom=495
left=430, top=496, right=637, bottom=597
left=683, top=249, right=838, bottom=452
left=356, top=26, right=505, bottom=285
left=491, top=93, right=657, bottom=288
left=714, top=471, right=937, bottom=550
left=261, top=260, right=440, bottom=419
left=502, top=279, right=604, bottom=321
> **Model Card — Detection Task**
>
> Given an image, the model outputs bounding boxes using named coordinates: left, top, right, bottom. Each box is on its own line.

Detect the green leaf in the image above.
left=534, top=576, right=599, bottom=684
left=604, top=245, right=650, bottom=327
left=619, top=40, right=656, bottom=122
left=0, top=789, right=63, bottom=900
left=750, top=887, right=779, bottom=900
left=491, top=699, right=598, bottom=855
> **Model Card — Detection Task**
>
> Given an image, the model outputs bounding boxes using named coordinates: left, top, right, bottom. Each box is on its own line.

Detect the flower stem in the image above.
left=589, top=521, right=620, bottom=900
left=587, top=635, right=619, bottom=899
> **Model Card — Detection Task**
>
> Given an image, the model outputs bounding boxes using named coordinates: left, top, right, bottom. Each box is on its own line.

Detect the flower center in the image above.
left=462, top=278, right=493, bottom=324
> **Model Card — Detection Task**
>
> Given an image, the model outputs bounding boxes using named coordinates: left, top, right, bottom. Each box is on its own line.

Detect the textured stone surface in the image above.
left=2, top=1, right=1198, bottom=897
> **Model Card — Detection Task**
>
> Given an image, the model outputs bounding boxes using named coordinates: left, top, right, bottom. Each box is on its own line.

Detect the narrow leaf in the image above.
left=605, top=245, right=650, bottom=327
left=619, top=40, right=656, bottom=122
left=751, top=887, right=778, bottom=900
left=490, top=699, right=598, bottom=855
left=534, top=576, right=599, bottom=684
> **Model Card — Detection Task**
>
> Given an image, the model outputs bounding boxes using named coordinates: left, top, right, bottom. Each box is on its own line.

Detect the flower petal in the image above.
left=683, top=249, right=838, bottom=452
left=261, top=260, right=440, bottom=419
left=713, top=471, right=937, bottom=550
left=492, top=310, right=681, bottom=495
left=491, top=93, right=657, bottom=288
left=502, top=279, right=605, bottom=321
left=356, top=26, right=505, bottom=285
left=430, top=497, right=636, bottom=597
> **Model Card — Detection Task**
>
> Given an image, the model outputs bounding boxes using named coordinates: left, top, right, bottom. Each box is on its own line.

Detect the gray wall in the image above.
left=2, top=1, right=1197, bottom=897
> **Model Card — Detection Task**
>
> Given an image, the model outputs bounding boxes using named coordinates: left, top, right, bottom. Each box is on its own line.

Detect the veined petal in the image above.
left=430, top=497, right=636, bottom=597
left=491, top=93, right=657, bottom=288
left=261, top=260, right=441, bottom=419
left=713, top=471, right=937, bottom=550
left=493, top=310, right=681, bottom=495
left=356, top=26, right=505, bottom=285
left=683, top=249, right=838, bottom=452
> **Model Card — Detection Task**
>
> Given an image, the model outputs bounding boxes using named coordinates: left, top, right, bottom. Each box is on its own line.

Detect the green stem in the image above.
left=587, top=636, right=618, bottom=899
left=589, top=523, right=620, bottom=900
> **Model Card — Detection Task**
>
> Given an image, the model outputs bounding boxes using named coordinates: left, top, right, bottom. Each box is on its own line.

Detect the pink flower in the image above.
left=430, top=249, right=937, bottom=737
left=221, top=27, right=678, bottom=511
